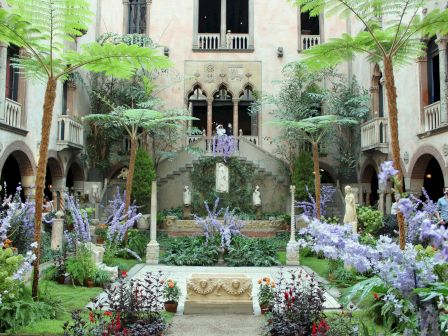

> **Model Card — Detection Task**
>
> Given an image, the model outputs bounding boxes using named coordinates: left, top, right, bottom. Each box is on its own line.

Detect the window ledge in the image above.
left=417, top=123, right=448, bottom=139
left=0, top=122, right=28, bottom=136
left=192, top=47, right=255, bottom=53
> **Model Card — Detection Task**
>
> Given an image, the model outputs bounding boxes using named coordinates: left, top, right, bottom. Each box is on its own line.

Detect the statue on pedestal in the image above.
left=216, top=162, right=229, bottom=193
left=183, top=186, right=192, bottom=219
left=343, top=185, right=358, bottom=233
left=252, top=185, right=262, bottom=219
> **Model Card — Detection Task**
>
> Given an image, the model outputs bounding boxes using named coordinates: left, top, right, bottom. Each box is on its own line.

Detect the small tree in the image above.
left=0, top=0, right=171, bottom=298
left=293, top=152, right=315, bottom=200
left=271, top=115, right=357, bottom=218
left=291, top=0, right=448, bottom=248
left=132, top=148, right=156, bottom=212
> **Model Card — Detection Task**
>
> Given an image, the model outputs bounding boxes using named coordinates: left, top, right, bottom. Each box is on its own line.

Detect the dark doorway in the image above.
left=199, top=0, right=221, bottom=33
left=301, top=11, right=320, bottom=35
left=370, top=172, right=379, bottom=206
left=189, top=86, right=208, bottom=132
left=0, top=155, right=24, bottom=200
left=44, top=166, right=53, bottom=201
left=320, top=169, right=334, bottom=184
left=66, top=167, right=74, bottom=194
left=226, top=0, right=248, bottom=33
left=213, top=86, right=233, bottom=135
left=423, top=157, right=444, bottom=201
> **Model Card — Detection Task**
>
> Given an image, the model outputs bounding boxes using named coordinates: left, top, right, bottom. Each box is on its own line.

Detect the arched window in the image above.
left=239, top=85, right=256, bottom=135
left=372, top=64, right=384, bottom=117
left=213, top=85, right=232, bottom=100
left=188, top=86, right=207, bottom=132
left=128, top=0, right=147, bottom=34
left=6, top=46, right=20, bottom=101
left=427, top=37, right=440, bottom=104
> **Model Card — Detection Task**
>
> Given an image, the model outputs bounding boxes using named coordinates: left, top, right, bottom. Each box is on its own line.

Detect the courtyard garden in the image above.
left=0, top=0, right=448, bottom=335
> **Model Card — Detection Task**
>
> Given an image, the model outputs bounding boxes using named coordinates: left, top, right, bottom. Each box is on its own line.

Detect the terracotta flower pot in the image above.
left=96, top=237, right=105, bottom=244
left=57, top=275, right=65, bottom=285
left=85, top=279, right=94, bottom=288
left=260, top=304, right=271, bottom=314
left=164, top=301, right=178, bottom=313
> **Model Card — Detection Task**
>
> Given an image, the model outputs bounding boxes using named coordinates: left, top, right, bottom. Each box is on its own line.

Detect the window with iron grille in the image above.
left=128, top=0, right=147, bottom=34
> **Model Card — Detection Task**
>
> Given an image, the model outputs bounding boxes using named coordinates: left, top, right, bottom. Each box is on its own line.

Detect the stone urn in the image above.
left=164, top=301, right=178, bottom=313
left=137, top=214, right=150, bottom=230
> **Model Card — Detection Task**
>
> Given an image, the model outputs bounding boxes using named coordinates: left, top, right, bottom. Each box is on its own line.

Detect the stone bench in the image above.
left=184, top=273, right=253, bottom=315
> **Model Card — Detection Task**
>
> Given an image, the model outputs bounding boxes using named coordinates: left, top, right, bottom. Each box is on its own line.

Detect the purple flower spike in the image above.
left=378, top=161, right=399, bottom=185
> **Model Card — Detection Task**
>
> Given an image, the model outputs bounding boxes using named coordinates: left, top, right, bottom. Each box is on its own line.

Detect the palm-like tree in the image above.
left=84, top=108, right=196, bottom=212
left=0, top=0, right=171, bottom=298
left=292, top=0, right=448, bottom=249
left=270, top=115, right=357, bottom=218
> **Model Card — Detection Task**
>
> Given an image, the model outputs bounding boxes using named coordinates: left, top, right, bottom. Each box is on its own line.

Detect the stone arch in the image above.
left=65, top=158, right=85, bottom=194
left=106, top=162, right=127, bottom=181
left=360, top=163, right=379, bottom=206
left=408, top=145, right=446, bottom=180
left=318, top=161, right=337, bottom=184
left=186, top=83, right=208, bottom=101
left=238, top=83, right=256, bottom=98
left=0, top=141, right=36, bottom=177
left=212, top=83, right=234, bottom=99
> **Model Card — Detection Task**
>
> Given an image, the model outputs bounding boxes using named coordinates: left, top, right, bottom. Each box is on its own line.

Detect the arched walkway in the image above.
left=45, top=157, right=64, bottom=201
left=360, top=164, right=379, bottom=206
left=410, top=153, right=445, bottom=201
left=66, top=161, right=85, bottom=195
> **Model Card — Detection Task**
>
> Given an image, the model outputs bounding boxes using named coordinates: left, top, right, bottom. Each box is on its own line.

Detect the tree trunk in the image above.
left=312, top=142, right=321, bottom=219
left=125, top=137, right=138, bottom=212
left=32, top=78, right=57, bottom=299
left=383, top=56, right=406, bottom=250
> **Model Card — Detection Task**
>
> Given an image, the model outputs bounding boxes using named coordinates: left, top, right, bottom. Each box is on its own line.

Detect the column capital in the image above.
left=232, top=98, right=240, bottom=103
left=436, top=35, right=448, bottom=50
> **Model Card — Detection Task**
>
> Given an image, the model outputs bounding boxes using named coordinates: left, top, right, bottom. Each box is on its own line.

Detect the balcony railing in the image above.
left=197, top=34, right=220, bottom=50
left=57, top=115, right=83, bottom=150
left=5, top=98, right=22, bottom=129
left=361, top=117, right=389, bottom=152
left=196, top=33, right=250, bottom=50
left=423, top=101, right=441, bottom=132
left=301, top=35, right=321, bottom=50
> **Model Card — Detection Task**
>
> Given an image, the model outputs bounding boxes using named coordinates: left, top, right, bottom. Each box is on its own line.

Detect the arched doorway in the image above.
left=411, top=154, right=445, bottom=201
left=0, top=155, right=23, bottom=198
left=361, top=165, right=379, bottom=206
left=0, top=150, right=34, bottom=200
left=239, top=85, right=256, bottom=135
left=213, top=85, right=233, bottom=135
left=188, top=85, right=208, bottom=133
left=66, top=161, right=84, bottom=195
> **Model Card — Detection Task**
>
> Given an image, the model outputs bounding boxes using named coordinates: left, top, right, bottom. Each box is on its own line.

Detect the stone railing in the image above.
left=226, top=33, right=249, bottom=50
left=301, top=35, right=320, bottom=50
left=242, top=135, right=258, bottom=146
left=4, top=98, right=22, bottom=129
left=197, top=33, right=220, bottom=50
left=423, top=101, right=441, bottom=132
left=361, top=117, right=389, bottom=152
left=57, top=115, right=83, bottom=150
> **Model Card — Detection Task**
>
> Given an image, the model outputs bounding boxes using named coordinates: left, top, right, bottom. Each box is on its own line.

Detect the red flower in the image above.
left=373, top=293, right=380, bottom=300
left=121, top=271, right=127, bottom=278
left=89, top=311, right=95, bottom=323
left=284, top=291, right=289, bottom=300
left=312, top=322, right=317, bottom=336
left=103, top=311, right=113, bottom=317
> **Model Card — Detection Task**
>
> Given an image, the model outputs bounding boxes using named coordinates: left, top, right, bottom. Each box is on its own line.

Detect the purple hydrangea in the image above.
left=378, top=161, right=399, bottom=186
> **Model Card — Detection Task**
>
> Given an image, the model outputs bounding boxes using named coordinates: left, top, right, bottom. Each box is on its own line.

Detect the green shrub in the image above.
left=161, top=237, right=219, bottom=266
left=128, top=229, right=150, bottom=258
left=0, top=300, right=56, bottom=332
left=131, top=148, right=156, bottom=212
left=357, top=206, right=383, bottom=235
left=0, top=247, right=24, bottom=304
left=225, top=236, right=280, bottom=267
left=66, top=245, right=96, bottom=285
left=293, top=152, right=315, bottom=200
left=326, top=314, right=356, bottom=336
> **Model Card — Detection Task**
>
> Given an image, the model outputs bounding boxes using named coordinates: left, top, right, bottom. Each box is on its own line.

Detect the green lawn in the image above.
left=14, top=281, right=102, bottom=335
left=277, top=251, right=330, bottom=278
left=109, top=257, right=141, bottom=271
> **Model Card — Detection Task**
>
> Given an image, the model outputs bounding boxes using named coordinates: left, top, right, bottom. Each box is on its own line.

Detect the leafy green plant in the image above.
left=163, top=279, right=181, bottom=303
left=93, top=269, right=112, bottom=288
left=225, top=236, right=280, bottom=267
left=66, top=246, right=96, bottom=285
left=0, top=300, right=56, bottom=332
left=132, top=148, right=156, bottom=212
left=326, top=314, right=356, bottom=336
left=293, top=152, right=315, bottom=201
left=0, top=247, right=25, bottom=304
left=257, top=276, right=276, bottom=306
left=357, top=206, right=383, bottom=235
left=127, top=229, right=150, bottom=258
left=158, top=208, right=183, bottom=220
left=161, top=237, right=219, bottom=266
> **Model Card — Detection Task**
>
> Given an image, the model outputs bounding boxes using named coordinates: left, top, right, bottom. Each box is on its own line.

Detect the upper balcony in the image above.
left=361, top=117, right=389, bottom=154
left=418, top=101, right=448, bottom=138
left=57, top=115, right=83, bottom=151
left=0, top=98, right=28, bottom=136
left=301, top=35, right=321, bottom=50
left=195, top=33, right=251, bottom=51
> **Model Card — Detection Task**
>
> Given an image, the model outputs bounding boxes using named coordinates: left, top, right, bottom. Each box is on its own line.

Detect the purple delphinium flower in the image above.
left=378, top=161, right=399, bottom=186
left=296, top=185, right=336, bottom=218
left=420, top=219, right=448, bottom=262
left=65, top=194, right=91, bottom=242
left=12, top=242, right=37, bottom=281
left=194, top=197, right=222, bottom=242
left=105, top=188, right=141, bottom=244
left=212, top=134, right=237, bottom=161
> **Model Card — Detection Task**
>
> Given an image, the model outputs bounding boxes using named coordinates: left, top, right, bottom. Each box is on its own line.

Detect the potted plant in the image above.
left=258, top=276, right=275, bottom=314
left=95, top=224, right=108, bottom=244
left=54, top=254, right=67, bottom=284
left=66, top=245, right=96, bottom=287
left=163, top=279, right=180, bottom=313
left=94, top=269, right=112, bottom=288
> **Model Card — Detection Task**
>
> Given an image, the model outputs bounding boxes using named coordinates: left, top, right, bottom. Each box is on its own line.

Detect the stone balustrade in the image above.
left=4, top=98, right=22, bottom=129
left=423, top=101, right=441, bottom=132
left=302, top=35, right=320, bottom=50
left=196, top=33, right=250, bottom=50
left=361, top=117, right=389, bottom=152
left=226, top=33, right=249, bottom=50
left=57, top=115, right=83, bottom=150
left=197, top=33, right=221, bottom=50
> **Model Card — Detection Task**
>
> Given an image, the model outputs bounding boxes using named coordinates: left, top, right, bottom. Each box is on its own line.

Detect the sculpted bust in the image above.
left=216, top=162, right=229, bottom=193
left=253, top=185, right=261, bottom=207
left=183, top=186, right=191, bottom=206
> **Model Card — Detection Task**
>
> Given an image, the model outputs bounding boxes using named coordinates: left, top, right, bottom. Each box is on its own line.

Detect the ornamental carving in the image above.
left=205, top=64, right=215, bottom=83
left=186, top=276, right=252, bottom=298
left=443, top=144, right=448, bottom=157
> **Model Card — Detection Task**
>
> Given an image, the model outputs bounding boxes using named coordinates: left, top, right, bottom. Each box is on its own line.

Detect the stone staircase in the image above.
left=157, top=137, right=290, bottom=212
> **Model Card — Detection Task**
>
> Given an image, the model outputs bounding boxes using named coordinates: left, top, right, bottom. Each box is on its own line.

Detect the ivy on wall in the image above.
left=190, top=157, right=258, bottom=215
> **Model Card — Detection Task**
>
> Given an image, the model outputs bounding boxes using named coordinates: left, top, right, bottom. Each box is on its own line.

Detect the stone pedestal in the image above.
left=255, top=205, right=261, bottom=220
left=184, top=273, right=253, bottom=315
left=51, top=218, right=64, bottom=250
left=286, top=242, right=300, bottom=266
left=183, top=205, right=191, bottom=219
left=146, top=241, right=160, bottom=265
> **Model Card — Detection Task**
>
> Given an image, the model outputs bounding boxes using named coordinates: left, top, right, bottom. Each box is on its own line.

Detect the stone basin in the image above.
left=184, top=273, right=253, bottom=315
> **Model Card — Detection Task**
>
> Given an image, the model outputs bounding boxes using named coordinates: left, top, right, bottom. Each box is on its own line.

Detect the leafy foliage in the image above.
left=127, top=229, right=150, bottom=258
left=131, top=148, right=156, bottom=211
left=357, top=206, right=384, bottom=235
left=293, top=152, right=315, bottom=200
left=225, top=236, right=280, bottom=267
left=65, top=245, right=96, bottom=285
left=0, top=248, right=24, bottom=304
left=0, top=300, right=56, bottom=332
left=161, top=237, right=219, bottom=266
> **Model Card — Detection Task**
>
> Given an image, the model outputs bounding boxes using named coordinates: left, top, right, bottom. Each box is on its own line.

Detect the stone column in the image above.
left=0, top=42, right=7, bottom=120
left=207, top=98, right=213, bottom=137
left=233, top=98, right=239, bottom=137
left=248, top=0, right=254, bottom=49
left=51, top=213, right=64, bottom=250
left=385, top=190, right=392, bottom=215
left=146, top=180, right=159, bottom=264
left=220, top=0, right=227, bottom=48
left=378, top=190, right=385, bottom=214
left=436, top=36, right=448, bottom=125
left=286, top=185, right=299, bottom=266
left=22, top=176, right=36, bottom=201
left=192, top=0, right=199, bottom=48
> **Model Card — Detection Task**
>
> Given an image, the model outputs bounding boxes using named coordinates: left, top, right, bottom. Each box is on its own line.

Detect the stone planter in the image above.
left=137, top=214, right=150, bottom=230
left=164, top=301, right=178, bottom=313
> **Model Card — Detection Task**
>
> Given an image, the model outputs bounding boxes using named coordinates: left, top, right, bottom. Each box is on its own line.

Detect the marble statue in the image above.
left=252, top=186, right=261, bottom=207
left=183, top=186, right=191, bottom=206
left=216, top=162, right=229, bottom=193
left=117, top=167, right=129, bottom=180
left=343, top=185, right=357, bottom=233
left=216, top=124, right=226, bottom=137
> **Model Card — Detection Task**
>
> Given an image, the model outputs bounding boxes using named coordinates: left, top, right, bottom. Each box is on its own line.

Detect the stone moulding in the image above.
left=184, top=273, right=253, bottom=314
